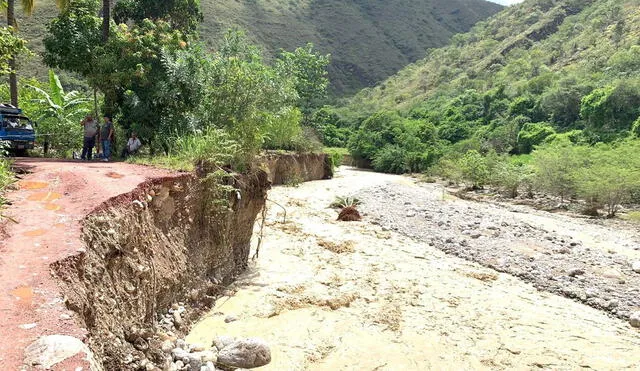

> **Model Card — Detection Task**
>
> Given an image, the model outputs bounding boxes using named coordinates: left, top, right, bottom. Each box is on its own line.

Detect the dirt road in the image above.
left=188, top=167, right=640, bottom=370
left=0, top=159, right=177, bottom=370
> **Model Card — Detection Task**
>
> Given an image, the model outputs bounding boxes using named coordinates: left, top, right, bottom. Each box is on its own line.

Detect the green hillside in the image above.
left=336, top=0, right=640, bottom=161
left=3, top=0, right=503, bottom=95
left=342, top=0, right=640, bottom=116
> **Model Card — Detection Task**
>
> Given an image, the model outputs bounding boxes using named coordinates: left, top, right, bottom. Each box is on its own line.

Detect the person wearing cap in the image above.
left=100, top=115, right=114, bottom=161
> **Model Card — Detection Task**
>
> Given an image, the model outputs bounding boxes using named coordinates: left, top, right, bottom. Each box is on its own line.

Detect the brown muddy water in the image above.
left=187, top=168, right=640, bottom=370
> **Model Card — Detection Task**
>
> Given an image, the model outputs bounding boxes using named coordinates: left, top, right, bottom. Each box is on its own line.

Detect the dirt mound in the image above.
left=337, top=206, right=361, bottom=222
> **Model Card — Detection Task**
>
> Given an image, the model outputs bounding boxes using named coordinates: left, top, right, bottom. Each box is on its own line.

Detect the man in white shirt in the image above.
left=121, top=132, right=142, bottom=158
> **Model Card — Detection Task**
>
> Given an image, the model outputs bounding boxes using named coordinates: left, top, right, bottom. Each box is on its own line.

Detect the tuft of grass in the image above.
left=621, top=211, right=640, bottom=223
left=127, top=127, right=240, bottom=172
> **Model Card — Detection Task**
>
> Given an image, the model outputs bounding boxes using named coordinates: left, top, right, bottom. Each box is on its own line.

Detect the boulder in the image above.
left=24, top=335, right=97, bottom=369
left=217, top=338, right=271, bottom=369
left=630, top=312, right=640, bottom=328
left=632, top=261, right=640, bottom=274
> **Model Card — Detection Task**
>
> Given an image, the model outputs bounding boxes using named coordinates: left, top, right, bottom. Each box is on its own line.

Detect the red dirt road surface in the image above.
left=0, top=159, right=178, bottom=370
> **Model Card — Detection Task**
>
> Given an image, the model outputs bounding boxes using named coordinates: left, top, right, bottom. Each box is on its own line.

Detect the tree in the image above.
left=0, top=26, right=28, bottom=75
left=574, top=142, right=640, bottom=217
left=113, top=0, right=203, bottom=33
left=532, top=143, right=588, bottom=202
left=516, top=122, right=555, bottom=154
left=3, top=0, right=69, bottom=106
left=458, top=150, right=489, bottom=189
left=276, top=43, right=330, bottom=122
left=102, top=0, right=110, bottom=42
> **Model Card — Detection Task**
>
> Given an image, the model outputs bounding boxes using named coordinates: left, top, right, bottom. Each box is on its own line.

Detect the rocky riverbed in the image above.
left=185, top=167, right=640, bottom=370
left=358, top=182, right=640, bottom=323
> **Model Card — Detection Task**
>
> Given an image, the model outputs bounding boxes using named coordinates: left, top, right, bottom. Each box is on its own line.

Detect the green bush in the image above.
left=531, top=143, right=586, bottom=202
left=324, top=147, right=348, bottom=170
left=491, top=158, right=533, bottom=198
left=0, top=144, right=13, bottom=209
left=573, top=142, right=640, bottom=217
left=262, top=107, right=303, bottom=151
left=517, top=122, right=556, bottom=154
left=458, top=150, right=489, bottom=189
left=372, top=145, right=408, bottom=174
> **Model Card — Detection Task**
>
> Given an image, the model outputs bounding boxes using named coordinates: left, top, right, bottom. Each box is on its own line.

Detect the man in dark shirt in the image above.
left=100, top=115, right=114, bottom=162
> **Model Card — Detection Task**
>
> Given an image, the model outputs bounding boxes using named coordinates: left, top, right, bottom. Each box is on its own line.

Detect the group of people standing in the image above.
left=80, top=115, right=141, bottom=161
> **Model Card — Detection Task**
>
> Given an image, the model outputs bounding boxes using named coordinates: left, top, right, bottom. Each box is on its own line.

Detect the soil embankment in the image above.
left=187, top=167, right=640, bottom=370
left=0, top=153, right=330, bottom=370
left=0, top=159, right=178, bottom=370
left=260, top=152, right=333, bottom=185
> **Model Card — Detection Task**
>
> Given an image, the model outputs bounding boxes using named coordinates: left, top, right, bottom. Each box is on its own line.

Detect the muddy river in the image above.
left=187, top=168, right=640, bottom=370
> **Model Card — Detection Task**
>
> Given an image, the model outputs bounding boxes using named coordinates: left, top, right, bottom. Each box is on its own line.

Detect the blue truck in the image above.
left=0, top=104, right=35, bottom=156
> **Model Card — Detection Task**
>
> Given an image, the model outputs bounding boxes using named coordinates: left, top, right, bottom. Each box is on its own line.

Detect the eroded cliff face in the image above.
left=52, top=169, right=270, bottom=369
left=260, top=152, right=333, bottom=185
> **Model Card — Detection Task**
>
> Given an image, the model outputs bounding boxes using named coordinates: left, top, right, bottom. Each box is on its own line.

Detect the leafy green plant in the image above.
left=372, top=145, right=408, bottom=174
left=0, top=142, right=15, bottom=216
left=330, top=195, right=361, bottom=209
left=324, top=147, right=348, bottom=170
left=28, top=70, right=92, bottom=154
left=531, top=143, right=587, bottom=202
left=458, top=150, right=489, bottom=189
left=573, top=142, right=640, bottom=217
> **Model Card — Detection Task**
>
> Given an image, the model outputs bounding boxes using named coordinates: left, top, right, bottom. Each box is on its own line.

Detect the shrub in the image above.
left=531, top=143, right=586, bottom=202
left=517, top=122, right=556, bottom=154
left=458, top=150, right=489, bottom=189
left=430, top=157, right=463, bottom=185
left=165, top=127, right=240, bottom=170
left=0, top=143, right=14, bottom=209
left=324, top=147, right=348, bottom=170
left=262, top=107, right=303, bottom=150
left=574, top=142, right=640, bottom=217
left=491, top=159, right=533, bottom=198
left=372, top=145, right=408, bottom=174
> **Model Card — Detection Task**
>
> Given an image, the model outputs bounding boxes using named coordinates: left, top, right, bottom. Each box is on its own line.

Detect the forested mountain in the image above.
left=3, top=0, right=503, bottom=95
left=336, top=0, right=640, bottom=170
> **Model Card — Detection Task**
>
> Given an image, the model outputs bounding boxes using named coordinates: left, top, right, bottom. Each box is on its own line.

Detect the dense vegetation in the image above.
left=2, top=0, right=503, bottom=95
left=329, top=0, right=640, bottom=216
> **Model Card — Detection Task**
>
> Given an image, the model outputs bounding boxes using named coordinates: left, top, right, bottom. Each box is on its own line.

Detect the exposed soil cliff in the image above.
left=260, top=152, right=333, bottom=185
left=51, top=169, right=270, bottom=369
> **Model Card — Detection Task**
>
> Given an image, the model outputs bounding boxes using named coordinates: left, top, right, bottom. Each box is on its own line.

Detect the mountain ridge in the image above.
left=4, top=0, right=503, bottom=95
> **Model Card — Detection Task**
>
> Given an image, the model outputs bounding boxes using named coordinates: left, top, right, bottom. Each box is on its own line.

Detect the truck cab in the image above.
left=0, top=104, right=36, bottom=156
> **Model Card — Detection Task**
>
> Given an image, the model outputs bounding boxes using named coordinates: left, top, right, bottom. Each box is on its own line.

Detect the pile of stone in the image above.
left=160, top=336, right=271, bottom=371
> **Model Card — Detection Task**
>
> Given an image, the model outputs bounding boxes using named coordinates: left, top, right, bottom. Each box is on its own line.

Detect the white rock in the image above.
left=212, top=336, right=237, bottom=351
left=632, top=261, right=640, bottom=274
left=216, top=338, right=271, bottom=369
left=630, top=311, right=640, bottom=328
left=171, top=347, right=189, bottom=361
left=161, top=340, right=175, bottom=354
left=24, top=335, right=97, bottom=369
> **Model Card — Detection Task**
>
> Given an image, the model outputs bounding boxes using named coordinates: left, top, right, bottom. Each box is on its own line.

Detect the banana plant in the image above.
left=28, top=69, right=91, bottom=153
